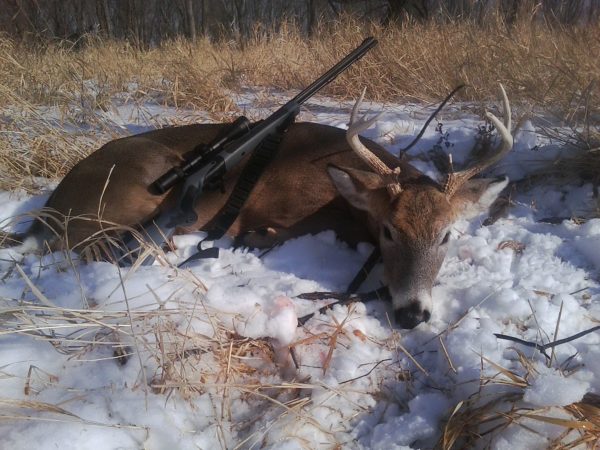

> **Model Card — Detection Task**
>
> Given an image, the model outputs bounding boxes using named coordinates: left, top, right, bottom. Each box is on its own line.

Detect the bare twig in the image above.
left=494, top=325, right=600, bottom=360
left=339, top=358, right=392, bottom=385
left=399, top=84, right=465, bottom=156
left=549, top=300, right=564, bottom=367
left=296, top=287, right=390, bottom=326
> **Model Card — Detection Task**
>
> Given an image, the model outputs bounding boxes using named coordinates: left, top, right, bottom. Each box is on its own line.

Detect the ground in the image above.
left=1, top=90, right=599, bottom=449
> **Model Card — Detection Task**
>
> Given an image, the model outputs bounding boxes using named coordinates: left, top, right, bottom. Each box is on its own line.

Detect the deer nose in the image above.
left=394, top=302, right=431, bottom=329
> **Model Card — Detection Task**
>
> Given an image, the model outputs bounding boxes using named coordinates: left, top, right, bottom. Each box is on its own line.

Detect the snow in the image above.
left=524, top=363, right=591, bottom=407
left=368, top=393, right=452, bottom=448
left=1, top=89, right=599, bottom=449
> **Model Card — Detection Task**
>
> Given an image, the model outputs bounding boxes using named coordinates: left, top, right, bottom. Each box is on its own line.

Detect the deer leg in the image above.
left=236, top=227, right=291, bottom=248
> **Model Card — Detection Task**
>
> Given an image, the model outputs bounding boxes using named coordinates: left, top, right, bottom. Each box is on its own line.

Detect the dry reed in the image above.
left=442, top=351, right=600, bottom=449
left=0, top=16, right=599, bottom=191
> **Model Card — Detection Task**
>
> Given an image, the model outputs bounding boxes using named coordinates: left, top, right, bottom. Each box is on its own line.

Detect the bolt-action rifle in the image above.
left=122, top=37, right=378, bottom=265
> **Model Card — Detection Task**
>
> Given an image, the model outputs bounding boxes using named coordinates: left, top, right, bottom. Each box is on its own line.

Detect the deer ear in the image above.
left=327, top=165, right=386, bottom=211
left=452, top=176, right=509, bottom=220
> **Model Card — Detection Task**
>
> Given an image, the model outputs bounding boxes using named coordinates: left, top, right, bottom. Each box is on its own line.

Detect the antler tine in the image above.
left=347, top=89, right=402, bottom=197
left=349, top=87, right=385, bottom=135
left=499, top=83, right=511, bottom=132
left=350, top=86, right=367, bottom=125
left=444, top=84, right=514, bottom=197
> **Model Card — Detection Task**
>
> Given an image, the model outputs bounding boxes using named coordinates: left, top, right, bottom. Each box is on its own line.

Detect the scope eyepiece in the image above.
left=154, top=167, right=186, bottom=194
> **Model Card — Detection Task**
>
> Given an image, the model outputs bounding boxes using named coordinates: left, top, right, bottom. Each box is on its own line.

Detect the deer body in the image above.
left=25, top=87, right=514, bottom=329
left=45, top=122, right=398, bottom=247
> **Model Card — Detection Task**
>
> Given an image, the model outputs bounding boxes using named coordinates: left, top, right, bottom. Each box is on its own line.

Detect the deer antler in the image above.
left=347, top=88, right=402, bottom=197
left=443, top=84, right=513, bottom=197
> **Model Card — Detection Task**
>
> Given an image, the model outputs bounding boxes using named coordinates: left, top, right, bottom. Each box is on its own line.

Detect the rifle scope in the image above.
left=153, top=116, right=251, bottom=194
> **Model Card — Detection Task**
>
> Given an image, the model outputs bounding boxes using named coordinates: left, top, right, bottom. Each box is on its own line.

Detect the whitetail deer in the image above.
left=14, top=85, right=513, bottom=329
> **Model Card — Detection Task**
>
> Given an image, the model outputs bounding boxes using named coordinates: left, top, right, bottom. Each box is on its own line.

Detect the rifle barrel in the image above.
left=291, top=37, right=378, bottom=105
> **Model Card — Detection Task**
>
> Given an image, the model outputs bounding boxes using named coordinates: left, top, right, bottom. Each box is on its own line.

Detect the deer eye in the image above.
left=440, top=231, right=451, bottom=246
left=382, top=224, right=393, bottom=241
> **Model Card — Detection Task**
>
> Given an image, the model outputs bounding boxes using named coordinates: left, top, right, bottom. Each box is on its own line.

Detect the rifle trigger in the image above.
left=205, top=177, right=226, bottom=193
left=195, top=247, right=219, bottom=259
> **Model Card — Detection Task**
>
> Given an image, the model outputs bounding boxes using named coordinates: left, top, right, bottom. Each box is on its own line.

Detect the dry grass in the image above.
left=1, top=262, right=275, bottom=423
left=0, top=251, right=397, bottom=447
left=3, top=18, right=599, bottom=111
left=0, top=16, right=599, bottom=192
left=535, top=125, right=600, bottom=183
left=4, top=257, right=597, bottom=446
left=442, top=351, right=600, bottom=449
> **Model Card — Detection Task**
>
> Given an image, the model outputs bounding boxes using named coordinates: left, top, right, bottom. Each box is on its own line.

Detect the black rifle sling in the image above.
left=345, top=248, right=381, bottom=294
left=178, top=127, right=287, bottom=266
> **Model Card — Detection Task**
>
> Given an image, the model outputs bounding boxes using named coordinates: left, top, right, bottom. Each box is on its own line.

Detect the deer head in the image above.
left=327, top=86, right=513, bottom=328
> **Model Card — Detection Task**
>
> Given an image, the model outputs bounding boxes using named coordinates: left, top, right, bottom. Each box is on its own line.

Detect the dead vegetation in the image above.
left=442, top=350, right=600, bottom=449
left=5, top=256, right=596, bottom=447
left=2, top=17, right=599, bottom=112
left=0, top=254, right=400, bottom=447
left=0, top=16, right=599, bottom=192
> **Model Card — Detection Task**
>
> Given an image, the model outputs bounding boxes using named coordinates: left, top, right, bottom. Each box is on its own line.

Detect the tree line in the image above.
left=1, top=0, right=598, bottom=46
